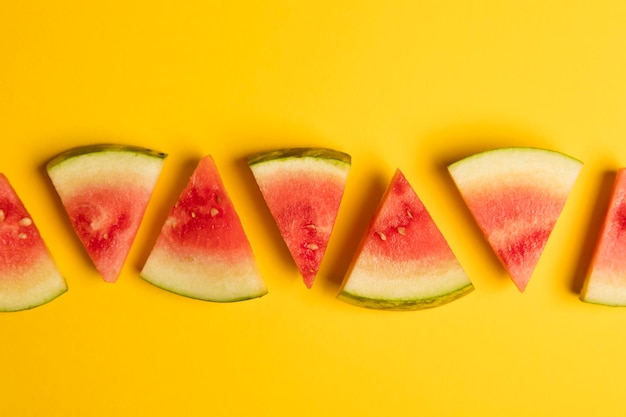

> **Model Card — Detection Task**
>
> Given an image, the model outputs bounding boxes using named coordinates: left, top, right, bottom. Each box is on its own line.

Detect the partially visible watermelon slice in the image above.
left=448, top=147, right=582, bottom=292
left=248, top=148, right=350, bottom=288
left=0, top=174, right=67, bottom=311
left=337, top=169, right=473, bottom=310
left=47, top=144, right=166, bottom=283
left=581, top=169, right=626, bottom=306
left=140, top=155, right=267, bottom=302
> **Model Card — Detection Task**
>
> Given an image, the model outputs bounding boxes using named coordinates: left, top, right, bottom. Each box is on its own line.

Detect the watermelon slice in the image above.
left=248, top=148, right=350, bottom=288
left=581, top=169, right=626, bottom=306
left=337, top=169, right=473, bottom=310
left=140, top=155, right=267, bottom=302
left=448, top=147, right=582, bottom=292
left=47, top=144, right=166, bottom=283
left=0, top=174, right=67, bottom=311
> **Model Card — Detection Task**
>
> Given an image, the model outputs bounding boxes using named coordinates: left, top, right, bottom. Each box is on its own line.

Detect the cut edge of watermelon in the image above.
left=580, top=168, right=626, bottom=306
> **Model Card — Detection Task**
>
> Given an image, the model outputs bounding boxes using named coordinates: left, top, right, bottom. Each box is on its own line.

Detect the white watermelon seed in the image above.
left=397, top=227, right=406, bottom=236
left=18, top=232, right=28, bottom=239
left=376, top=231, right=387, bottom=241
left=304, top=224, right=316, bottom=229
left=19, top=217, right=32, bottom=227
left=210, top=208, right=219, bottom=217
left=406, top=210, right=413, bottom=219
left=191, top=211, right=197, bottom=218
left=0, top=209, right=4, bottom=221
left=306, top=243, right=319, bottom=250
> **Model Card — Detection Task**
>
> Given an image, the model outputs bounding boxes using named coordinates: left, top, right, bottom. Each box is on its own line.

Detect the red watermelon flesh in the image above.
left=448, top=147, right=582, bottom=292
left=0, top=174, right=67, bottom=311
left=338, top=169, right=473, bottom=310
left=140, top=156, right=267, bottom=302
left=47, top=144, right=166, bottom=283
left=581, top=169, right=626, bottom=305
left=248, top=148, right=350, bottom=288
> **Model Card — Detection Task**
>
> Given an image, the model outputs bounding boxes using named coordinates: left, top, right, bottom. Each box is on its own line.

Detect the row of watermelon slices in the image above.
left=0, top=145, right=622, bottom=311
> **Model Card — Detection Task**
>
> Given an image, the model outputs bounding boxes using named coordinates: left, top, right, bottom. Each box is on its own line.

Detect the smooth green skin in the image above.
left=337, top=283, right=474, bottom=311
left=247, top=147, right=351, bottom=167
left=47, top=143, right=167, bottom=170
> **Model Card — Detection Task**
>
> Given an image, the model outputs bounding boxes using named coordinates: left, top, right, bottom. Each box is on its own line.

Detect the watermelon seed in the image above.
left=18, top=232, right=27, bottom=239
left=191, top=211, right=197, bottom=218
left=0, top=209, right=4, bottom=221
left=103, top=233, right=109, bottom=240
left=304, top=224, right=316, bottom=230
left=306, top=243, right=319, bottom=250
left=397, top=227, right=406, bottom=236
left=19, top=217, right=32, bottom=227
left=210, top=208, right=219, bottom=217
left=406, top=209, right=413, bottom=219
left=376, top=231, right=387, bottom=241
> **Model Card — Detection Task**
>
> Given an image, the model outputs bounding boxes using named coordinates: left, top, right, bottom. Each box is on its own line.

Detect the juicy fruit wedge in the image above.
left=581, top=169, right=626, bottom=306
left=448, top=147, right=582, bottom=292
left=0, top=174, right=67, bottom=311
left=248, top=148, right=350, bottom=288
left=140, top=156, right=267, bottom=302
left=338, top=170, right=473, bottom=310
left=47, top=144, right=166, bottom=283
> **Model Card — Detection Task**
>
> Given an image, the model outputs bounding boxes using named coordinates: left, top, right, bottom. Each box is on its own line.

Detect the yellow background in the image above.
left=2, top=1, right=626, bottom=416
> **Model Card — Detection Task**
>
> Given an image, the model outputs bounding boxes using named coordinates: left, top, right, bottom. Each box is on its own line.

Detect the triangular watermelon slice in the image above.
left=581, top=168, right=626, bottom=306
left=338, top=169, right=473, bottom=310
left=0, top=174, right=67, bottom=311
left=248, top=148, right=350, bottom=288
left=140, top=155, right=267, bottom=302
left=448, top=147, right=582, bottom=292
left=47, top=144, right=167, bottom=283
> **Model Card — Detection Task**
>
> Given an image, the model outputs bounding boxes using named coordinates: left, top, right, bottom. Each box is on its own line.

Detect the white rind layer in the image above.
left=342, top=257, right=470, bottom=300
left=141, top=246, right=267, bottom=302
left=47, top=150, right=165, bottom=196
left=0, top=256, right=67, bottom=312
left=581, top=270, right=626, bottom=306
left=448, top=147, right=582, bottom=194
left=249, top=157, right=350, bottom=184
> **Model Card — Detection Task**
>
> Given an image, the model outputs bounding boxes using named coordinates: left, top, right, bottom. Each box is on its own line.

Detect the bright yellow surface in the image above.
left=2, top=1, right=626, bottom=416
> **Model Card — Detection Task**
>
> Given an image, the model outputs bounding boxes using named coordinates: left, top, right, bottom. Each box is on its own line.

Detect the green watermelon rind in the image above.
left=46, top=144, right=167, bottom=170
left=247, top=147, right=351, bottom=168
left=337, top=283, right=474, bottom=311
